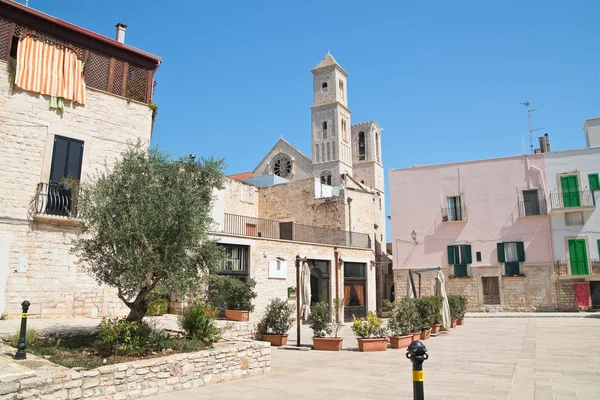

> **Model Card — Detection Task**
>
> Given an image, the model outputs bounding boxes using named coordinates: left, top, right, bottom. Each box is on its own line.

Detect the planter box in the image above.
left=389, top=335, right=412, bottom=349
left=262, top=334, right=288, bottom=346
left=451, top=319, right=458, bottom=328
left=457, top=317, right=464, bottom=326
left=356, top=338, right=388, bottom=352
left=312, top=337, right=343, bottom=351
left=412, top=332, right=421, bottom=341
left=225, top=309, right=249, bottom=322
left=430, top=324, right=441, bottom=334
left=420, top=329, right=431, bottom=340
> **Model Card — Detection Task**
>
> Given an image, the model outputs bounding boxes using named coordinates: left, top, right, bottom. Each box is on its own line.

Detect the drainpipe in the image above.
left=334, top=248, right=340, bottom=322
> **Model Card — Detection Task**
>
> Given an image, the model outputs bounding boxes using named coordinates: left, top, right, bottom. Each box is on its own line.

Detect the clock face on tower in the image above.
left=272, top=154, right=293, bottom=179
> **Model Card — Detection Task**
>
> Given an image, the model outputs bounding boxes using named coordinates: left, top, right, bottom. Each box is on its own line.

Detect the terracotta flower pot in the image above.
left=389, top=335, right=412, bottom=349
left=312, top=337, right=343, bottom=351
left=356, top=338, right=388, bottom=352
left=451, top=319, right=458, bottom=328
left=225, top=309, right=249, bottom=322
left=457, top=317, right=464, bottom=326
left=430, top=324, right=441, bottom=334
left=412, top=332, right=421, bottom=341
left=262, top=334, right=288, bottom=346
left=203, top=308, right=220, bottom=318
left=420, top=329, right=431, bottom=340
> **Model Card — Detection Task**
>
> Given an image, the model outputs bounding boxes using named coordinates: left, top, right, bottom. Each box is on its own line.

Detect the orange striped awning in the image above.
left=15, top=35, right=85, bottom=105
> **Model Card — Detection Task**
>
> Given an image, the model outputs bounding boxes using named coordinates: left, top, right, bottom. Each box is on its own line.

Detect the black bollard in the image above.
left=406, top=340, right=428, bottom=400
left=14, top=300, right=31, bottom=360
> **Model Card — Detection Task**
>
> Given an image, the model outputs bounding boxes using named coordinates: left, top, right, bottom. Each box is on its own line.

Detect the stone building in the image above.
left=389, top=126, right=600, bottom=312
left=0, top=0, right=160, bottom=318
left=201, top=54, right=392, bottom=320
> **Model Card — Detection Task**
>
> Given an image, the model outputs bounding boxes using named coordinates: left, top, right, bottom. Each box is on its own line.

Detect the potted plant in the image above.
left=406, top=298, right=422, bottom=341
left=308, top=299, right=344, bottom=351
left=351, top=311, right=388, bottom=352
left=259, top=298, right=295, bottom=346
left=388, top=298, right=418, bottom=349
left=429, top=296, right=443, bottom=334
left=415, top=297, right=433, bottom=340
left=447, top=294, right=460, bottom=328
left=223, top=277, right=257, bottom=322
left=457, top=295, right=468, bottom=325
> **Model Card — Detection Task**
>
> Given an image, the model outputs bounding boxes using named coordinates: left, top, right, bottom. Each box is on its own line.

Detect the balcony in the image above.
left=221, top=213, right=371, bottom=249
left=549, top=190, right=597, bottom=211
left=33, top=182, right=79, bottom=219
left=518, top=199, right=548, bottom=217
left=555, top=260, right=600, bottom=279
left=442, top=206, right=468, bottom=222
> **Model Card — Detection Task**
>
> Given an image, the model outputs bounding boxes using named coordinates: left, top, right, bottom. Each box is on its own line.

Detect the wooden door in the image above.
left=482, top=277, right=500, bottom=305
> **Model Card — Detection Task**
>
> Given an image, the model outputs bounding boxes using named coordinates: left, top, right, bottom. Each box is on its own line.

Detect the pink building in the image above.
left=389, top=154, right=556, bottom=311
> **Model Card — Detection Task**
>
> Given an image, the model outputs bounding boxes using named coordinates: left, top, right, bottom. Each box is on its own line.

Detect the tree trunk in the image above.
left=126, top=291, right=150, bottom=321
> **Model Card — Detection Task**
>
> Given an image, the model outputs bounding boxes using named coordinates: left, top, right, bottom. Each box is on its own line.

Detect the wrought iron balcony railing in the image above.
left=442, top=206, right=468, bottom=222
left=549, top=190, right=597, bottom=209
left=518, top=199, right=548, bottom=217
left=34, top=182, right=79, bottom=218
left=554, top=260, right=600, bottom=277
left=221, top=213, right=371, bottom=249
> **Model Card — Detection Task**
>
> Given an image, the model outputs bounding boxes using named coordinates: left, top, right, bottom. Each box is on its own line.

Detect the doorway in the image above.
left=591, top=282, right=600, bottom=309
left=344, top=262, right=367, bottom=321
left=568, top=239, right=589, bottom=276
left=307, top=260, right=330, bottom=308
left=482, top=277, right=500, bottom=305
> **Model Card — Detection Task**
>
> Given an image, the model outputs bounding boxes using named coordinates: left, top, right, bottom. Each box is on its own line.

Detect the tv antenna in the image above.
left=520, top=101, right=545, bottom=154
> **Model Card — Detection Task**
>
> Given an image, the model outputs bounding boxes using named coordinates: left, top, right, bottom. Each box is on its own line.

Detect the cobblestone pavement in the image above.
left=143, top=317, right=600, bottom=400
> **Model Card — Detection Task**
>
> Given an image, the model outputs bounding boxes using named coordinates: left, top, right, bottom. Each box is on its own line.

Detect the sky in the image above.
left=19, top=0, right=600, bottom=237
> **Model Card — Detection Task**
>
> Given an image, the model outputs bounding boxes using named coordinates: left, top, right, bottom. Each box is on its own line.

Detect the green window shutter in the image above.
left=517, top=242, right=525, bottom=262
left=589, top=173, right=600, bottom=191
left=497, top=243, right=505, bottom=263
left=447, top=245, right=455, bottom=265
left=465, top=245, right=472, bottom=264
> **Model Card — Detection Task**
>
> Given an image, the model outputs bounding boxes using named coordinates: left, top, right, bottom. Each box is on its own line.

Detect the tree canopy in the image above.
left=72, top=144, right=225, bottom=321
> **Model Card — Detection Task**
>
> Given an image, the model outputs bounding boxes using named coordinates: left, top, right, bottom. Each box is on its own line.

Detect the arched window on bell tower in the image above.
left=376, top=132, right=380, bottom=162
left=321, top=171, right=332, bottom=186
left=323, top=121, right=328, bottom=139
left=358, top=131, right=366, bottom=161
left=315, top=144, right=320, bottom=163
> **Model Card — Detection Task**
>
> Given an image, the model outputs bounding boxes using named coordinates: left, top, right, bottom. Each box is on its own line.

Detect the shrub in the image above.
left=147, top=288, right=169, bottom=316
left=447, top=294, right=460, bottom=321
left=10, top=328, right=39, bottom=348
left=222, top=277, right=257, bottom=312
left=179, top=302, right=220, bottom=347
left=457, top=295, right=468, bottom=318
left=94, top=318, right=153, bottom=357
left=429, top=296, right=444, bottom=325
left=381, top=299, right=394, bottom=318
left=405, top=298, right=422, bottom=333
left=351, top=311, right=386, bottom=339
left=204, top=274, right=226, bottom=309
left=259, top=298, right=295, bottom=335
left=307, top=302, right=332, bottom=338
left=388, top=298, right=419, bottom=336
left=415, top=297, right=439, bottom=329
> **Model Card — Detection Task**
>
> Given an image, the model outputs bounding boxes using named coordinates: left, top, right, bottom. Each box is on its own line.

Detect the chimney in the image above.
left=544, top=133, right=550, bottom=152
left=538, top=136, right=547, bottom=153
left=115, top=23, right=127, bottom=44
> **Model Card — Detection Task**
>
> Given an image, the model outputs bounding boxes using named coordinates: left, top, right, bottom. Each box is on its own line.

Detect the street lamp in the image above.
left=411, top=230, right=418, bottom=244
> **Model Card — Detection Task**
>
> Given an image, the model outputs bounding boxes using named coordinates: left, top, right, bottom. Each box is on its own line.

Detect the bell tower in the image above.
left=311, top=53, right=353, bottom=186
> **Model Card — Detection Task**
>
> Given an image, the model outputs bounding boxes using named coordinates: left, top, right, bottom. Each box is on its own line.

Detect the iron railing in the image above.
left=518, top=198, right=548, bottom=217
left=504, top=261, right=521, bottom=276
left=441, top=206, right=468, bottom=222
left=221, top=213, right=371, bottom=249
left=34, top=182, right=79, bottom=218
left=549, top=190, right=597, bottom=209
left=554, top=260, right=600, bottom=276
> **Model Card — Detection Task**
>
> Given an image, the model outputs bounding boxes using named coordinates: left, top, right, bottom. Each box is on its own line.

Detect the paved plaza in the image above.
left=144, top=317, right=600, bottom=400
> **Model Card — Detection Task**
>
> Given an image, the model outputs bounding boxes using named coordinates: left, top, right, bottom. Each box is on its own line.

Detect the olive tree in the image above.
left=72, top=144, right=225, bottom=321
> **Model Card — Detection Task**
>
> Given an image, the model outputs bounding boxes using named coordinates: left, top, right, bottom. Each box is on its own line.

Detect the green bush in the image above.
left=10, top=328, right=39, bottom=348
left=223, top=277, right=257, bottom=312
left=147, top=289, right=169, bottom=316
left=94, top=318, right=153, bottom=356
left=429, top=296, right=444, bottom=324
left=415, top=296, right=443, bottom=329
left=457, top=295, right=468, bottom=318
left=388, top=298, right=420, bottom=336
left=179, top=302, right=220, bottom=347
left=351, top=311, right=386, bottom=338
left=259, top=298, right=296, bottom=335
left=447, top=295, right=460, bottom=321
left=381, top=299, right=394, bottom=318
left=204, top=274, right=227, bottom=309
left=307, top=302, right=332, bottom=338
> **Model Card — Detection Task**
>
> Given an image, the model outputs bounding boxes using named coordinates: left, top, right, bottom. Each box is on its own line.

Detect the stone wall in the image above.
left=0, top=59, right=153, bottom=319
left=0, top=341, right=270, bottom=400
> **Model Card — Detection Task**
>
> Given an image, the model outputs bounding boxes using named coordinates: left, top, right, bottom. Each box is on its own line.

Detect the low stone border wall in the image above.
left=1, top=341, right=270, bottom=400
left=216, top=321, right=256, bottom=341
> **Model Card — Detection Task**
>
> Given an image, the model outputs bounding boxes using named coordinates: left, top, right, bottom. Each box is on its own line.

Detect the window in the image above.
left=565, top=212, right=584, bottom=226
left=560, top=175, right=580, bottom=207
left=446, top=196, right=463, bottom=221
left=321, top=82, right=328, bottom=91
left=497, top=242, right=525, bottom=276
left=272, top=154, right=293, bottom=178
left=375, top=132, right=380, bottom=162
left=46, top=136, right=84, bottom=217
left=320, top=172, right=332, bottom=186
left=522, top=189, right=543, bottom=216
left=309, top=260, right=330, bottom=307
left=315, top=144, right=320, bottom=163
left=589, top=173, right=600, bottom=191
left=358, top=131, right=366, bottom=160
left=447, top=244, right=471, bottom=277
left=339, top=79, right=344, bottom=99
left=217, top=244, right=249, bottom=281
left=476, top=251, right=482, bottom=262
left=322, top=121, right=328, bottom=139
left=9, top=35, right=19, bottom=59
left=344, top=262, right=366, bottom=321
left=342, top=119, right=348, bottom=142
left=568, top=239, right=588, bottom=276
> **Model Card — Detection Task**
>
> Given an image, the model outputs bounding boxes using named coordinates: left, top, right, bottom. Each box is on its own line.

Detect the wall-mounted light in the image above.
left=338, top=257, right=344, bottom=264
left=370, top=260, right=375, bottom=268
left=411, top=230, right=418, bottom=244
left=276, top=256, right=285, bottom=261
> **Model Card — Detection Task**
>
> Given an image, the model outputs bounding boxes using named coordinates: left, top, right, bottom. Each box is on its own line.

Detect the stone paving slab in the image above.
left=142, top=317, right=600, bottom=400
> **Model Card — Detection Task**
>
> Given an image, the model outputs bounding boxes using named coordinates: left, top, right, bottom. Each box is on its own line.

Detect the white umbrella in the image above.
left=406, top=274, right=414, bottom=298
left=301, top=262, right=311, bottom=320
left=434, top=270, right=451, bottom=331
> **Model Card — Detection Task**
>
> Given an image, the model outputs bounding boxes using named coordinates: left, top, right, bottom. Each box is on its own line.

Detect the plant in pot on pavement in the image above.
left=351, top=311, right=388, bottom=352
left=388, top=298, right=419, bottom=349
left=447, top=294, right=460, bottom=328
left=223, top=276, right=257, bottom=322
left=428, top=296, right=444, bottom=334
left=259, top=298, right=296, bottom=346
left=457, top=294, right=468, bottom=325
left=308, top=300, right=344, bottom=351
left=415, top=297, right=434, bottom=340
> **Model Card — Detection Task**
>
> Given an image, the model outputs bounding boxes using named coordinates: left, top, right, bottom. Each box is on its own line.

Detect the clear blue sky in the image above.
left=23, top=0, right=600, bottom=236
